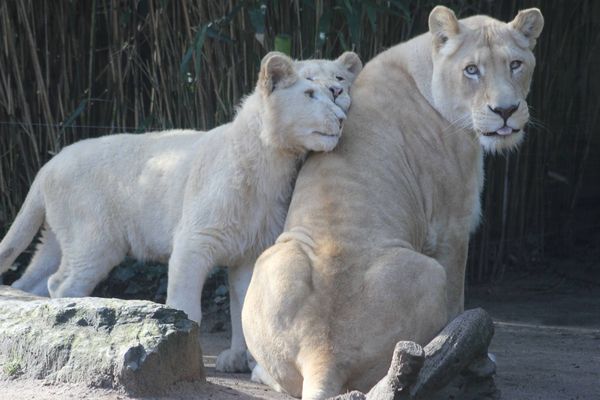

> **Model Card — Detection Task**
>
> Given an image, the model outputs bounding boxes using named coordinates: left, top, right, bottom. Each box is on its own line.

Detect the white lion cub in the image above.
left=0, top=51, right=361, bottom=372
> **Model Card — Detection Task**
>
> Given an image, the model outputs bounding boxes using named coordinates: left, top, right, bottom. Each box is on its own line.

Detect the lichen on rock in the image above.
left=0, top=286, right=204, bottom=395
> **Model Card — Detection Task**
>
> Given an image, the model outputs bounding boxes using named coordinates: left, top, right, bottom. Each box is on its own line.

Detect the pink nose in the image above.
left=489, top=103, right=519, bottom=122
left=330, top=86, right=343, bottom=99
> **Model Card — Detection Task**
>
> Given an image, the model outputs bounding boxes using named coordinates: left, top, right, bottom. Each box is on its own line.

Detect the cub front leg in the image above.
left=216, top=260, right=254, bottom=372
left=166, top=233, right=218, bottom=325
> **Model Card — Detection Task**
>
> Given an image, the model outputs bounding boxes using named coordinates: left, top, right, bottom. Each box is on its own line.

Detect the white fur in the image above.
left=0, top=52, right=356, bottom=373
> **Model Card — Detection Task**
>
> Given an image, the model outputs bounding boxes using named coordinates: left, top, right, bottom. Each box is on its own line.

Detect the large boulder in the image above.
left=0, top=286, right=204, bottom=395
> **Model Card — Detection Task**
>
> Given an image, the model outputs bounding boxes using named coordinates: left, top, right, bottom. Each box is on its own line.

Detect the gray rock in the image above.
left=0, top=286, right=204, bottom=395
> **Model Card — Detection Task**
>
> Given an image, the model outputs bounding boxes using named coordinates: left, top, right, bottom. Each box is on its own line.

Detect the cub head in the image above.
left=294, top=52, right=363, bottom=112
left=258, top=52, right=347, bottom=154
left=428, top=6, right=544, bottom=153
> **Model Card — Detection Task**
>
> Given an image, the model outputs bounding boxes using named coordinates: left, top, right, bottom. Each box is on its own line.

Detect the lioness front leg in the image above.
left=215, top=260, right=254, bottom=372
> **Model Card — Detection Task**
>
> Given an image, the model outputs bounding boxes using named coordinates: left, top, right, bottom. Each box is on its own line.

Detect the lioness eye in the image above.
left=464, top=64, right=479, bottom=76
left=305, top=89, right=315, bottom=99
left=336, top=75, right=345, bottom=81
left=510, top=60, right=522, bottom=70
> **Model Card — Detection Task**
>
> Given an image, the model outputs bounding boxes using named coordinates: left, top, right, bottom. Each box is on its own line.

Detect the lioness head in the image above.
left=294, top=52, right=363, bottom=112
left=429, top=6, right=544, bottom=153
left=258, top=52, right=347, bottom=153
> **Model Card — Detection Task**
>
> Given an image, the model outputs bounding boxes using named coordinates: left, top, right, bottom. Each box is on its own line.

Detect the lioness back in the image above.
left=243, top=7, right=543, bottom=399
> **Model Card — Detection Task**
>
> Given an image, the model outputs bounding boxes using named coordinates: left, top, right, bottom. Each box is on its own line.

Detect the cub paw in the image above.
left=215, top=349, right=250, bottom=372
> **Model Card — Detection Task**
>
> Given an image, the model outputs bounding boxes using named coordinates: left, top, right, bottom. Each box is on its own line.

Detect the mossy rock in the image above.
left=0, top=286, right=204, bottom=394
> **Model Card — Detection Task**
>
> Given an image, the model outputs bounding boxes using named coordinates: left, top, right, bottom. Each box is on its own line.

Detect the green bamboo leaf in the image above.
left=340, top=0, right=360, bottom=47
left=180, top=24, right=209, bottom=77
left=389, top=0, right=411, bottom=20
left=218, top=3, right=244, bottom=25
left=207, top=26, right=234, bottom=44
left=248, top=3, right=266, bottom=34
left=59, top=99, right=88, bottom=136
left=180, top=47, right=194, bottom=76
left=317, top=8, right=331, bottom=50
left=275, top=34, right=292, bottom=56
left=193, top=24, right=209, bottom=80
left=337, top=31, right=349, bottom=51
left=366, top=3, right=377, bottom=32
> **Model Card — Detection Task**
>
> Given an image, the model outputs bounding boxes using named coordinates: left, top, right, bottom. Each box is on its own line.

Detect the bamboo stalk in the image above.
left=0, top=0, right=598, bottom=283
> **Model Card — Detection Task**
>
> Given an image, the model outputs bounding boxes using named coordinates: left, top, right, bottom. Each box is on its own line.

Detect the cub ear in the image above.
left=259, top=52, right=298, bottom=95
left=509, top=8, right=544, bottom=50
left=428, top=6, right=460, bottom=51
left=335, top=52, right=363, bottom=80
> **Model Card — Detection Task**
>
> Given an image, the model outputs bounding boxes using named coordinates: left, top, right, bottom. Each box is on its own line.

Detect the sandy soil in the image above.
left=2, top=273, right=599, bottom=399
left=465, top=272, right=600, bottom=400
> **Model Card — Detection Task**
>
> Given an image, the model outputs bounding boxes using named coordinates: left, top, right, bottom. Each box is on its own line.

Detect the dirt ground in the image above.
left=465, top=272, right=600, bottom=400
left=2, top=271, right=599, bottom=399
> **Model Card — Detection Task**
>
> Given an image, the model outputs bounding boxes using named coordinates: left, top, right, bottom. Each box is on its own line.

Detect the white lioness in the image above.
left=0, top=51, right=361, bottom=372
left=243, top=6, right=543, bottom=399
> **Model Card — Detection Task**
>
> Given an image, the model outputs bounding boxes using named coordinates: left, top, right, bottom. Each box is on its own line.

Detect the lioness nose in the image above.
left=489, top=103, right=519, bottom=121
left=330, top=86, right=343, bottom=99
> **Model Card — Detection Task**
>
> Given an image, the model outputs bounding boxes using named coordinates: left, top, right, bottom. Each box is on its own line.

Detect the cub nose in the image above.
left=489, top=103, right=519, bottom=122
left=330, top=86, right=343, bottom=99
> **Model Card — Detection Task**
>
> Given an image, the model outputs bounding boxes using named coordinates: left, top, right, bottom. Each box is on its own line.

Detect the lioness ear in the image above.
left=429, top=6, right=460, bottom=51
left=259, top=52, right=298, bottom=95
left=336, top=52, right=363, bottom=80
left=509, top=8, right=544, bottom=50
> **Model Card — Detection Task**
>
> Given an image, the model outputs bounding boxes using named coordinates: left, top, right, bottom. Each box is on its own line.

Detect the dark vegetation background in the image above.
left=1, top=0, right=599, bottom=304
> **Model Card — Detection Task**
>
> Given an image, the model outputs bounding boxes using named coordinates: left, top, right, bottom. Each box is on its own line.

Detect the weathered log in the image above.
left=366, top=341, right=425, bottom=400
left=327, top=308, right=498, bottom=400
left=410, top=308, right=495, bottom=398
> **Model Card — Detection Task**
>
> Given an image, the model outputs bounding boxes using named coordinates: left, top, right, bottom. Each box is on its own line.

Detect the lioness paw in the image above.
left=215, top=348, right=250, bottom=372
left=251, top=364, right=285, bottom=393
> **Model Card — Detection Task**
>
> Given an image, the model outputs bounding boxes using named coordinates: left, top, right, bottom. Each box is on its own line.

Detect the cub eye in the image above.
left=510, top=60, right=522, bottom=71
left=306, top=77, right=314, bottom=81
left=305, top=89, right=315, bottom=99
left=464, top=64, right=480, bottom=77
left=335, top=75, right=345, bottom=81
